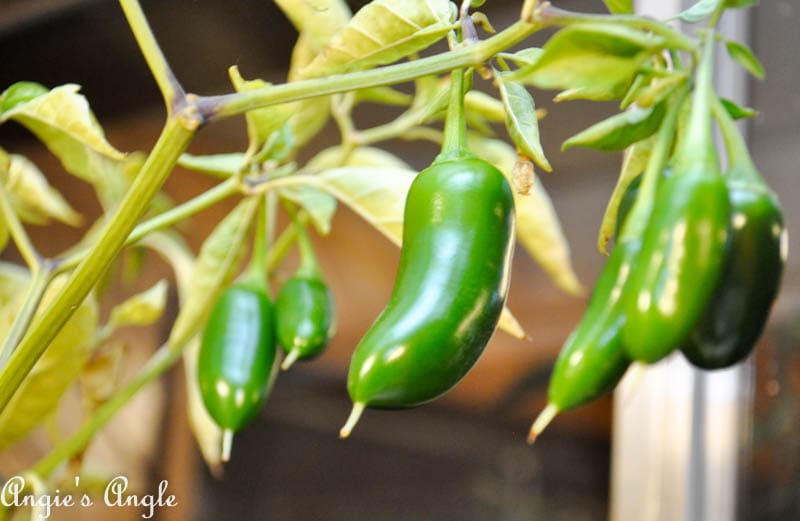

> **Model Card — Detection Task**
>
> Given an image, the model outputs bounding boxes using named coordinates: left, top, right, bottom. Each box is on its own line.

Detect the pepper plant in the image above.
left=0, top=0, right=779, bottom=496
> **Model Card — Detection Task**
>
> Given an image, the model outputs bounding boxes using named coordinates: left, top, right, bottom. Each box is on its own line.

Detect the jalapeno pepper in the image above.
left=198, top=281, right=278, bottom=459
left=623, top=32, right=730, bottom=364
left=529, top=87, right=689, bottom=442
left=341, top=69, right=515, bottom=437
left=682, top=98, right=786, bottom=369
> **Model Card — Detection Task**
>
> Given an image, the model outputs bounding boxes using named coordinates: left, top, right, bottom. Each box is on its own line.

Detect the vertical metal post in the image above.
left=609, top=3, right=753, bottom=521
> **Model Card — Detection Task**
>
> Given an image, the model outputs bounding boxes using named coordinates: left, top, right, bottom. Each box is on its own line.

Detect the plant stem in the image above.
left=0, top=267, right=53, bottom=367
left=712, top=96, right=761, bottom=185
left=0, top=184, right=40, bottom=271
left=119, top=0, right=184, bottom=113
left=55, top=176, right=240, bottom=274
left=204, top=20, right=541, bottom=121
left=30, top=342, right=183, bottom=477
left=0, top=116, right=197, bottom=415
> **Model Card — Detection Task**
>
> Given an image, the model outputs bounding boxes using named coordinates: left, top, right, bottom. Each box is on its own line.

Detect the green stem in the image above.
left=30, top=342, right=183, bottom=477
left=264, top=212, right=311, bottom=272
left=438, top=68, right=469, bottom=160
left=243, top=195, right=269, bottom=288
left=55, top=176, right=239, bottom=274
left=0, top=267, right=53, bottom=367
left=676, top=29, right=718, bottom=172
left=204, top=20, right=540, bottom=121
left=0, top=184, right=40, bottom=271
left=119, top=0, right=184, bottom=113
left=712, top=96, right=761, bottom=185
left=0, top=116, right=196, bottom=415
left=285, top=206, right=320, bottom=279
left=621, top=85, right=691, bottom=242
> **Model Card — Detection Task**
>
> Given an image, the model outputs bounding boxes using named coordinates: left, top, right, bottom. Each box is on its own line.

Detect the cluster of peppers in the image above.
left=198, top=213, right=335, bottom=460
left=196, top=31, right=785, bottom=455
left=531, top=31, right=786, bottom=440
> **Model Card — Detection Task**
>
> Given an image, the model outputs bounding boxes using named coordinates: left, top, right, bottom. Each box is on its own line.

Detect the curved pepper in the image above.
left=344, top=156, right=515, bottom=426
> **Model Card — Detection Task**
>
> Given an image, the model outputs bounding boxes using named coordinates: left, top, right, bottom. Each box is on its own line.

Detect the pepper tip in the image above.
left=527, top=403, right=558, bottom=445
left=281, top=349, right=301, bottom=371
left=339, top=402, right=365, bottom=439
left=221, top=429, right=234, bottom=462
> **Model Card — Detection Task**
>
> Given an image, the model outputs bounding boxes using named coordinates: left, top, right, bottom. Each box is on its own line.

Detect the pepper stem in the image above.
left=242, top=195, right=270, bottom=290
left=527, top=403, right=558, bottom=445
left=675, top=29, right=719, bottom=174
left=438, top=68, right=469, bottom=161
left=711, top=96, right=762, bottom=186
left=221, top=429, right=234, bottom=463
left=339, top=402, right=365, bottom=439
left=281, top=348, right=301, bottom=371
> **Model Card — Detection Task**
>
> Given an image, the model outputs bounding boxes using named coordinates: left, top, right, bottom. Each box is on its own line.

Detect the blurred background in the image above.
left=0, top=1, right=797, bottom=520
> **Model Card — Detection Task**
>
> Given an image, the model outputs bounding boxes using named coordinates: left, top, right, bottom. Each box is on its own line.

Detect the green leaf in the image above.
left=178, top=153, right=244, bottom=178
left=301, top=0, right=455, bottom=78
left=562, top=102, right=666, bottom=152
left=0, top=82, right=49, bottom=113
left=229, top=67, right=294, bottom=154
left=316, top=166, right=416, bottom=245
left=725, top=40, right=765, bottom=80
left=0, top=268, right=99, bottom=449
left=108, top=279, right=169, bottom=330
left=497, top=48, right=544, bottom=69
left=720, top=97, right=757, bottom=120
left=513, top=24, right=667, bottom=101
left=603, top=0, right=634, bottom=14
left=497, top=75, right=551, bottom=171
left=469, top=136, right=582, bottom=296
left=168, top=199, right=258, bottom=346
left=597, top=138, right=654, bottom=254
left=4, top=154, right=82, bottom=226
left=673, top=0, right=723, bottom=23
left=279, top=185, right=337, bottom=236
left=633, top=73, right=687, bottom=108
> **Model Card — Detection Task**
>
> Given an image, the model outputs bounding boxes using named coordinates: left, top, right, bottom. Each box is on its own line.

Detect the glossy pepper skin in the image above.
left=347, top=156, right=515, bottom=408
left=275, top=276, right=335, bottom=368
left=682, top=183, right=785, bottom=369
left=198, top=282, right=277, bottom=431
left=622, top=169, right=729, bottom=363
left=546, top=238, right=636, bottom=413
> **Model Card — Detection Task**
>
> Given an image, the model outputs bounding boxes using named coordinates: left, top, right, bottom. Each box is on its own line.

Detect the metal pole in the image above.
left=609, top=3, right=753, bottom=521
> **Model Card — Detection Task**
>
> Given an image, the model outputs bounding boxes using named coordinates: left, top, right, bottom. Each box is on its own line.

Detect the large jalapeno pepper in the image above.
left=341, top=69, right=515, bottom=437
left=198, top=281, right=278, bottom=458
left=623, top=32, right=730, bottom=363
left=529, top=87, right=688, bottom=442
left=681, top=98, right=786, bottom=369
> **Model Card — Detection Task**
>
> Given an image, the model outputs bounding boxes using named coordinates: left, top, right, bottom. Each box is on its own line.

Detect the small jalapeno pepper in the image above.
left=275, top=277, right=335, bottom=369
left=198, top=281, right=278, bottom=459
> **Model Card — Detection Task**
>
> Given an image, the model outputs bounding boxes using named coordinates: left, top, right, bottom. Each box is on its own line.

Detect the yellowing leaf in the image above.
left=168, top=199, right=258, bottom=347
left=4, top=154, right=82, bottom=226
left=108, top=279, right=169, bottom=330
left=598, top=138, right=653, bottom=255
left=279, top=185, right=337, bottom=236
left=229, top=67, right=293, bottom=154
left=308, top=146, right=411, bottom=171
left=183, top=337, right=224, bottom=476
left=317, top=166, right=415, bottom=245
left=275, top=0, right=352, bottom=52
left=0, top=267, right=99, bottom=449
left=470, top=136, right=582, bottom=296
left=301, top=0, right=455, bottom=78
